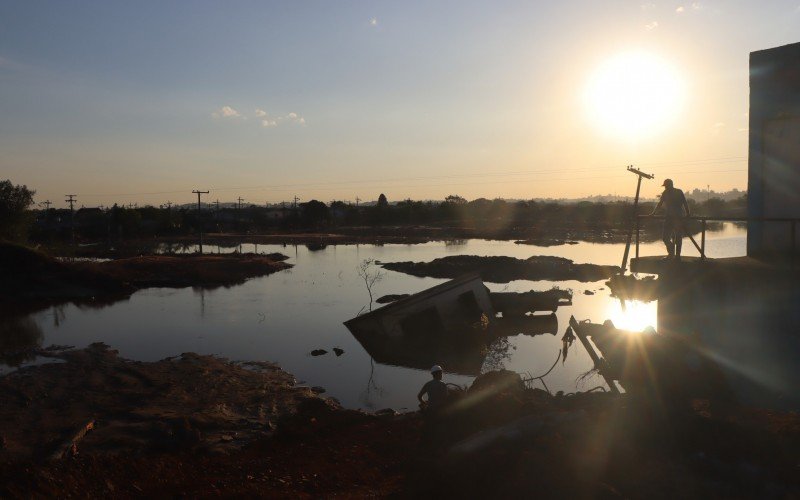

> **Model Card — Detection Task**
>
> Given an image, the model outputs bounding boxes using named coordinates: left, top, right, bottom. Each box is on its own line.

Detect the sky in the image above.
left=1, top=1, right=799, bottom=208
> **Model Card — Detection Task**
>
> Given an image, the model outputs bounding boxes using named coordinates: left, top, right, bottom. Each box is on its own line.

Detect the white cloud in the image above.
left=676, top=6, right=685, bottom=13
left=211, top=105, right=242, bottom=119
left=255, top=110, right=306, bottom=127
left=369, top=17, right=378, bottom=26
left=645, top=21, right=659, bottom=30
left=212, top=106, right=305, bottom=128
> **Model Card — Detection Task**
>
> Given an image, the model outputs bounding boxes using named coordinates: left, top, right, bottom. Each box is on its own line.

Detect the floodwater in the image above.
left=2, top=225, right=747, bottom=411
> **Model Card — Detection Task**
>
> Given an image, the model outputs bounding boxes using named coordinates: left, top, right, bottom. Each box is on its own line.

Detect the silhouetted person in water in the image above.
left=651, top=178, right=690, bottom=259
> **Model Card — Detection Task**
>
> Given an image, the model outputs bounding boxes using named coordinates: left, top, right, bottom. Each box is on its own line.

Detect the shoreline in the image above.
left=0, top=344, right=797, bottom=497
left=0, top=243, right=291, bottom=316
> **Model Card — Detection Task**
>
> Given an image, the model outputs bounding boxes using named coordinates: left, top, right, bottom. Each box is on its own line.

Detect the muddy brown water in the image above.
left=1, top=225, right=746, bottom=411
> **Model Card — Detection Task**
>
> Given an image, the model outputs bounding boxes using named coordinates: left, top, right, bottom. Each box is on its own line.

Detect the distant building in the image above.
left=748, top=41, right=800, bottom=257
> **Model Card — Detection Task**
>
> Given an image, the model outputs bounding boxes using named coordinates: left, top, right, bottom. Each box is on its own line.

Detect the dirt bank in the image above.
left=1, top=357, right=798, bottom=498
left=0, top=242, right=290, bottom=313
left=0, top=343, right=322, bottom=460
left=0, top=343, right=418, bottom=497
left=382, top=255, right=619, bottom=283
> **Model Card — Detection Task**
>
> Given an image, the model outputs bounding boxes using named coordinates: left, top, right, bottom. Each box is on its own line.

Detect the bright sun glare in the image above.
left=606, top=299, right=657, bottom=332
left=585, top=51, right=684, bottom=140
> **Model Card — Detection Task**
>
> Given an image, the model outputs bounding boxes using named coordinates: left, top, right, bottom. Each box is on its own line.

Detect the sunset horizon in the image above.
left=3, top=2, right=797, bottom=207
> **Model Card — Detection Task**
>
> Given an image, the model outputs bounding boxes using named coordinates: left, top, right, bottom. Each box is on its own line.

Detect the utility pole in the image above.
left=40, top=200, right=53, bottom=224
left=620, top=165, right=654, bottom=274
left=355, top=196, right=361, bottom=207
left=192, top=190, right=209, bottom=254
left=65, top=194, right=77, bottom=246
left=237, top=197, right=245, bottom=210
left=293, top=196, right=299, bottom=209
left=214, top=200, right=220, bottom=211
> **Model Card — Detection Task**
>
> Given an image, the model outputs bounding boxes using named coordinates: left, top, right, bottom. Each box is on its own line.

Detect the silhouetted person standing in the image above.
left=651, top=178, right=690, bottom=259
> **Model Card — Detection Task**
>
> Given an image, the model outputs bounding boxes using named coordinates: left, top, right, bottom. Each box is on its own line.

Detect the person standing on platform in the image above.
left=650, top=178, right=690, bottom=259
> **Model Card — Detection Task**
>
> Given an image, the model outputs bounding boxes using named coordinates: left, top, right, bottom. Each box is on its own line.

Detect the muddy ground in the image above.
left=0, top=349, right=798, bottom=498
left=0, top=242, right=290, bottom=315
left=0, top=344, right=417, bottom=497
left=382, top=255, right=619, bottom=283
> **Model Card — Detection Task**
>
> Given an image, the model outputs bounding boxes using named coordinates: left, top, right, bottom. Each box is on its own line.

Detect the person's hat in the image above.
left=430, top=365, right=442, bottom=373
left=662, top=178, right=674, bottom=187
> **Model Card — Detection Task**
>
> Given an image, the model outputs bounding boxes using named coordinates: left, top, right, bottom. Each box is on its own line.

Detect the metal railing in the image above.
left=634, top=215, right=800, bottom=261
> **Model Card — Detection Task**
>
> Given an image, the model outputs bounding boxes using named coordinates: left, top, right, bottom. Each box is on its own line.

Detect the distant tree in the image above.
left=377, top=193, right=388, bottom=208
left=0, top=180, right=35, bottom=242
left=300, top=199, right=330, bottom=226
left=444, top=194, right=467, bottom=205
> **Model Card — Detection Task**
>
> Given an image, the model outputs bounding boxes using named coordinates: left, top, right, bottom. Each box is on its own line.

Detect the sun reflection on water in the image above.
left=605, top=299, right=657, bottom=332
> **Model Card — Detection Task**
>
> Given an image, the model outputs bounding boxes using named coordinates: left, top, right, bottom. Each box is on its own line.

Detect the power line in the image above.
left=64, top=156, right=747, bottom=199
left=71, top=155, right=747, bottom=198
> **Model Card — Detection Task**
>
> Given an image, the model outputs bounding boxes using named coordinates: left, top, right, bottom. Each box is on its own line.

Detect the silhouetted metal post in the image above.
left=65, top=194, right=77, bottom=247
left=701, top=219, right=706, bottom=261
left=192, top=190, right=209, bottom=254
left=620, top=166, right=653, bottom=274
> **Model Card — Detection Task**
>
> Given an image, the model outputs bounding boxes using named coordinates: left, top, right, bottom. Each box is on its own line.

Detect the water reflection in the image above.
left=2, top=226, right=748, bottom=410
left=606, top=300, right=657, bottom=332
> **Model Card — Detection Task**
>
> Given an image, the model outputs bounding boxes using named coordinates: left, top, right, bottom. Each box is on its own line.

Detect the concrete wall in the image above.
left=378, top=279, right=493, bottom=338
left=748, top=42, right=800, bottom=257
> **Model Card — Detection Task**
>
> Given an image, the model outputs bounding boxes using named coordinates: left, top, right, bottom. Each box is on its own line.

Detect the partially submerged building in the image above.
left=345, top=274, right=492, bottom=340
left=344, top=274, right=493, bottom=375
left=344, top=275, right=568, bottom=375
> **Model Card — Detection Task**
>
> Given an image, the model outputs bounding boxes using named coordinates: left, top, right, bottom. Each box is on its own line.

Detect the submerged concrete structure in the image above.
left=748, top=41, right=800, bottom=257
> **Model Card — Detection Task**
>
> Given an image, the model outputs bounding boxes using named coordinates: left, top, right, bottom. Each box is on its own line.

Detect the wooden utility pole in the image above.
left=65, top=195, right=77, bottom=246
left=293, top=196, right=299, bottom=209
left=40, top=200, right=52, bottom=210
left=192, top=190, right=209, bottom=254
left=237, top=197, right=245, bottom=210
left=355, top=196, right=361, bottom=207
left=620, top=166, right=654, bottom=274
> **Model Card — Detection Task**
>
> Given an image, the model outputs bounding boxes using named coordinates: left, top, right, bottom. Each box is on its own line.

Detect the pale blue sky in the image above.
left=1, top=1, right=798, bottom=207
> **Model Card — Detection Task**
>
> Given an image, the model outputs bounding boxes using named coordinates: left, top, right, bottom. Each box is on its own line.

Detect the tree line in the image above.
left=0, top=180, right=747, bottom=244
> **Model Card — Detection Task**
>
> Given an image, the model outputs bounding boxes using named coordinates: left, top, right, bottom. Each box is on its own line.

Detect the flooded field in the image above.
left=2, top=225, right=746, bottom=411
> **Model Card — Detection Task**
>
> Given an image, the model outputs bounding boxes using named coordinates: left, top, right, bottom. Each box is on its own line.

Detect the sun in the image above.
left=584, top=51, right=685, bottom=140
